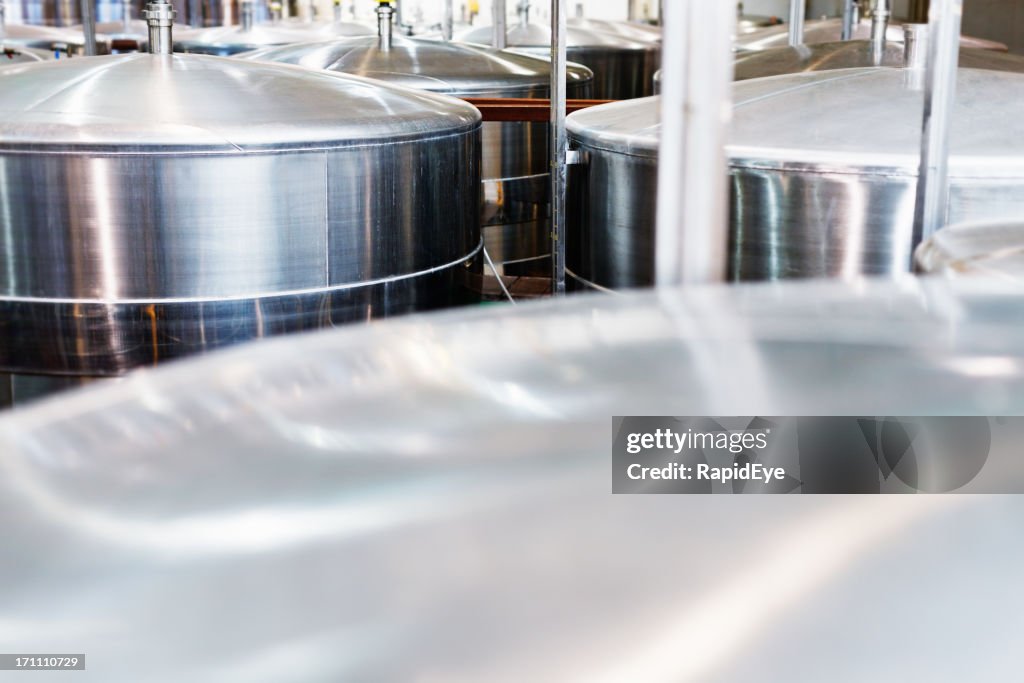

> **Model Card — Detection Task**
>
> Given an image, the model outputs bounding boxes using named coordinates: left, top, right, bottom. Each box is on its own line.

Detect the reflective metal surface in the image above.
left=0, top=40, right=52, bottom=61
left=733, top=40, right=1024, bottom=80
left=2, top=277, right=1024, bottom=679
left=567, top=17, right=661, bottom=44
left=735, top=17, right=1008, bottom=52
left=568, top=67, right=1024, bottom=289
left=242, top=35, right=592, bottom=274
left=174, top=22, right=319, bottom=54
left=3, top=22, right=112, bottom=54
left=0, top=53, right=482, bottom=390
left=916, top=219, right=1024, bottom=282
left=457, top=22, right=659, bottom=99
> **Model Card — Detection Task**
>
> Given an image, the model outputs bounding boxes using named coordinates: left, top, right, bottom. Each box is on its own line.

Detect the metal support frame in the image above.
left=551, top=0, right=568, bottom=295
left=911, top=0, right=962, bottom=254
left=654, top=1, right=734, bottom=287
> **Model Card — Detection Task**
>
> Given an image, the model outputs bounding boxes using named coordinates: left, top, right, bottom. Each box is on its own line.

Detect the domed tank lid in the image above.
left=240, top=34, right=593, bottom=95
left=457, top=22, right=655, bottom=50
left=2, top=23, right=109, bottom=51
left=916, top=220, right=1024, bottom=279
left=569, top=67, right=1024, bottom=178
left=0, top=52, right=480, bottom=153
left=174, top=23, right=319, bottom=52
left=735, top=17, right=1007, bottom=52
left=567, top=17, right=660, bottom=43
left=733, top=41, right=1024, bottom=81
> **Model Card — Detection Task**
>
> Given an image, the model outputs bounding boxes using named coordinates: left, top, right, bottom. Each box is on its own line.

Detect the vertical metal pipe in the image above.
left=333, top=0, right=341, bottom=22
left=788, top=0, right=805, bottom=46
left=911, top=0, right=962, bottom=254
left=551, top=0, right=568, bottom=295
left=904, top=23, right=929, bottom=69
left=442, top=0, right=453, bottom=40
left=655, top=0, right=734, bottom=287
left=0, top=0, right=6, bottom=43
left=80, top=0, right=98, bottom=55
left=240, top=0, right=254, bottom=30
left=871, top=0, right=891, bottom=62
left=492, top=0, right=506, bottom=49
left=841, top=0, right=855, bottom=40
left=377, top=1, right=394, bottom=50
left=304, top=0, right=315, bottom=23
left=122, top=0, right=132, bottom=32
left=189, top=0, right=201, bottom=28
left=145, top=0, right=175, bottom=54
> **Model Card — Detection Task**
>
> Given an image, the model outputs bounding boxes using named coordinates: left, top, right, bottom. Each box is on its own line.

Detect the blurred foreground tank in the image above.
left=1, top=278, right=1024, bottom=678
left=567, top=67, right=1024, bottom=290
left=242, top=2, right=592, bottom=282
left=0, top=0, right=482, bottom=406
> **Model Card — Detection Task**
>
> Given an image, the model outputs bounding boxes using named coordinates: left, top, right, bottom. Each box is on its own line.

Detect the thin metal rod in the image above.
left=492, top=0, right=506, bottom=49
left=871, top=0, right=891, bottom=62
left=80, top=0, right=98, bottom=55
left=482, top=247, right=517, bottom=305
left=841, top=0, right=855, bottom=40
left=788, top=0, right=805, bottom=46
left=442, top=0, right=453, bottom=41
left=189, top=0, right=201, bottom=27
left=904, top=23, right=929, bottom=69
left=911, top=0, right=962, bottom=255
left=655, top=0, right=734, bottom=287
left=240, top=0, right=254, bottom=30
left=551, top=0, right=568, bottom=295
left=0, top=0, right=6, bottom=43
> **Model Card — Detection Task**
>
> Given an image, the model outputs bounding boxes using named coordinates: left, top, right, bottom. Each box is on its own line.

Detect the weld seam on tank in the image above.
left=0, top=240, right=484, bottom=306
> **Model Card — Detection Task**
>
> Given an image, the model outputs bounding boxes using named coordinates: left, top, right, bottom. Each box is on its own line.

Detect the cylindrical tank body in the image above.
left=457, top=22, right=659, bottom=100
left=735, top=17, right=1007, bottom=52
left=0, top=53, right=481, bottom=405
left=567, top=67, right=1024, bottom=290
left=916, top=220, right=1024, bottom=281
left=242, top=35, right=593, bottom=279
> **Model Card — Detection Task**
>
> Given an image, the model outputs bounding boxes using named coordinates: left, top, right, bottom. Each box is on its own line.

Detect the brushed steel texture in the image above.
left=242, top=35, right=593, bottom=272
left=735, top=17, right=1008, bottom=52
left=567, top=67, right=1024, bottom=289
left=457, top=22, right=660, bottom=100
left=0, top=53, right=483, bottom=379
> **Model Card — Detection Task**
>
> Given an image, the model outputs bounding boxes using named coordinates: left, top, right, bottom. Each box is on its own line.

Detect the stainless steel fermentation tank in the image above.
left=242, top=20, right=593, bottom=279
left=566, top=67, right=1024, bottom=290
left=457, top=6, right=658, bottom=100
left=0, top=23, right=482, bottom=405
